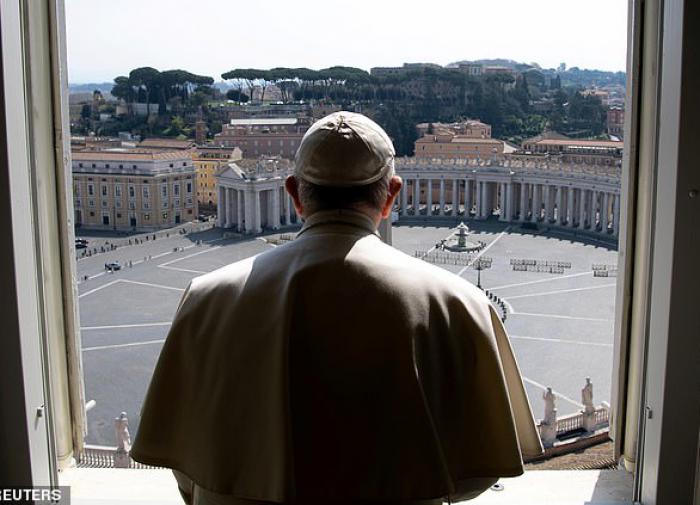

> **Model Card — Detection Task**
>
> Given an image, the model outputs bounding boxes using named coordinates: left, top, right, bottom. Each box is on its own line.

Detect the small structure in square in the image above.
left=441, top=222, right=482, bottom=252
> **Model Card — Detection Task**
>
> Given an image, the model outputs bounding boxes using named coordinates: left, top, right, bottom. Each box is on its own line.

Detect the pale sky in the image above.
left=65, top=0, right=628, bottom=83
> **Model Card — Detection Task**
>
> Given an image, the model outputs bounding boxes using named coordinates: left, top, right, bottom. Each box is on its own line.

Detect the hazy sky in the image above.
left=65, top=0, right=628, bottom=83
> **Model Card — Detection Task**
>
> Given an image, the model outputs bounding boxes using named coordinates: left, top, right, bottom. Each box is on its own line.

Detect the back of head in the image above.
left=294, top=112, right=396, bottom=214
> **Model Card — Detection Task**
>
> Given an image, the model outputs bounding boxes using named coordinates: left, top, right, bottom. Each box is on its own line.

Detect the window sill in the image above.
left=59, top=468, right=633, bottom=505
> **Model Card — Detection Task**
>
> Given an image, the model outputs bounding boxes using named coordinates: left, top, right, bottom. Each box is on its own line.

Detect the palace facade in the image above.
left=72, top=149, right=197, bottom=231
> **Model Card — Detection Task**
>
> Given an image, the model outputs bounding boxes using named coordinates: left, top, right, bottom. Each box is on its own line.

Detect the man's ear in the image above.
left=381, top=175, right=402, bottom=219
left=284, top=175, right=304, bottom=216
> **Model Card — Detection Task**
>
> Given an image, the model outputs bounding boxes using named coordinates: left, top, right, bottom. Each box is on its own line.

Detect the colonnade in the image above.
left=396, top=176, right=621, bottom=235
left=216, top=184, right=298, bottom=234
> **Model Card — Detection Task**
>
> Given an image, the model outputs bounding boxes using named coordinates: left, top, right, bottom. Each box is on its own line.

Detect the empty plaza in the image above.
left=76, top=221, right=618, bottom=446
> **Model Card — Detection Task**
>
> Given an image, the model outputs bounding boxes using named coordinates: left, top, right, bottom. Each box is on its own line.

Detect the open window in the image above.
left=0, top=0, right=698, bottom=503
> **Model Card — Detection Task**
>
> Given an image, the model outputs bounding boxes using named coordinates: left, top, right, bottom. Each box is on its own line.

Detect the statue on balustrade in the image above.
left=543, top=387, right=557, bottom=426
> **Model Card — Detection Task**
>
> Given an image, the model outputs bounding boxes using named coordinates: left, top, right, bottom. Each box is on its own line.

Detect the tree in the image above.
left=568, top=92, right=606, bottom=135
left=512, top=75, right=531, bottom=114
left=165, top=115, right=186, bottom=137
left=111, top=76, right=135, bottom=114
left=221, top=69, right=265, bottom=102
left=226, top=89, right=249, bottom=103
left=129, top=67, right=161, bottom=116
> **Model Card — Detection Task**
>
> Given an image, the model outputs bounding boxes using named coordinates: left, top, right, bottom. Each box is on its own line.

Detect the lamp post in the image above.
left=471, top=256, right=493, bottom=290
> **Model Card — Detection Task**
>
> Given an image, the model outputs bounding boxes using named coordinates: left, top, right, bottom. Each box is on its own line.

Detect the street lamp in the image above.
left=471, top=256, right=493, bottom=290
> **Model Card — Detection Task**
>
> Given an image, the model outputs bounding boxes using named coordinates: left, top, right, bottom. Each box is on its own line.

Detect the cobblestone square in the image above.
left=77, top=221, right=618, bottom=445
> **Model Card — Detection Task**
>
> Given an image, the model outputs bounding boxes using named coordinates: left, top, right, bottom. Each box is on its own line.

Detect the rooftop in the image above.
left=529, top=139, right=624, bottom=148
left=229, top=118, right=298, bottom=126
left=138, top=138, right=195, bottom=150
left=416, top=135, right=502, bottom=144
left=72, top=149, right=192, bottom=162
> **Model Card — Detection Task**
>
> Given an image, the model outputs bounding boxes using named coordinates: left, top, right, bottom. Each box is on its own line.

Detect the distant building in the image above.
left=456, top=63, right=483, bottom=76
left=416, top=120, right=492, bottom=139
left=521, top=136, right=623, bottom=165
left=369, top=67, right=406, bottom=78
left=370, top=62, right=442, bottom=78
left=403, top=62, right=442, bottom=70
left=137, top=138, right=195, bottom=151
left=192, top=146, right=242, bottom=209
left=415, top=134, right=504, bottom=159
left=130, top=102, right=162, bottom=116
left=71, top=136, right=123, bottom=151
left=195, top=107, right=207, bottom=145
left=607, top=107, right=625, bottom=138
left=483, top=66, right=515, bottom=75
left=222, top=102, right=313, bottom=120
left=582, top=87, right=611, bottom=105
left=212, top=117, right=311, bottom=158
left=71, top=149, right=197, bottom=231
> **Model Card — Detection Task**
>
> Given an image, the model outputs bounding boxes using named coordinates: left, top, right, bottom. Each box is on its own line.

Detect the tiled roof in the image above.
left=451, top=136, right=502, bottom=144
left=531, top=139, right=623, bottom=148
left=229, top=118, right=298, bottom=126
left=138, top=138, right=194, bottom=149
left=72, top=149, right=192, bottom=162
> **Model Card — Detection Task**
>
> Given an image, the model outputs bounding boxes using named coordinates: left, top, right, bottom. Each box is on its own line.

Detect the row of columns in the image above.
left=217, top=185, right=298, bottom=234
left=397, top=178, right=621, bottom=235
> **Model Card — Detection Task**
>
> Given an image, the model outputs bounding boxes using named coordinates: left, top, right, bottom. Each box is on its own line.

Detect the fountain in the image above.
left=441, top=222, right=482, bottom=252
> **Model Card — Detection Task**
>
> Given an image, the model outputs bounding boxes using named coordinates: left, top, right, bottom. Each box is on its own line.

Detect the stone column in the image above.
left=507, top=183, right=514, bottom=221
left=544, top=185, right=552, bottom=222
left=237, top=189, right=244, bottom=231
left=244, top=189, right=255, bottom=233
left=272, top=188, right=281, bottom=229
left=401, top=182, right=408, bottom=215
left=284, top=193, right=291, bottom=225
left=452, top=180, right=458, bottom=216
left=592, top=190, right=599, bottom=229
left=499, top=183, right=506, bottom=222
left=226, top=188, right=234, bottom=228
left=217, top=186, right=226, bottom=227
left=413, top=178, right=420, bottom=215
left=426, top=179, right=433, bottom=216
left=486, top=181, right=492, bottom=218
left=533, top=184, right=540, bottom=221
left=555, top=186, right=563, bottom=225
left=253, top=189, right=262, bottom=233
left=519, top=183, right=526, bottom=221
left=482, top=182, right=488, bottom=218
left=602, top=192, right=610, bottom=232
left=577, top=188, right=585, bottom=229
left=475, top=181, right=482, bottom=219
left=566, top=187, right=574, bottom=227
left=465, top=178, right=472, bottom=217
left=613, top=193, right=621, bottom=235
left=439, top=179, right=445, bottom=216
